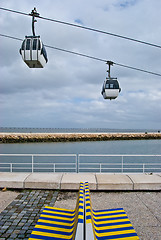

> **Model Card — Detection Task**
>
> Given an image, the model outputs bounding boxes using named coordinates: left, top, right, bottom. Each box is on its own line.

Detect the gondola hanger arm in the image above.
left=106, top=61, right=114, bottom=78
left=29, top=8, right=40, bottom=36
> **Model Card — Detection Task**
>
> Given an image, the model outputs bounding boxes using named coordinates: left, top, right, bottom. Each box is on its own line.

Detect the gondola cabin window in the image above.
left=26, top=39, right=31, bottom=50
left=33, top=39, right=37, bottom=50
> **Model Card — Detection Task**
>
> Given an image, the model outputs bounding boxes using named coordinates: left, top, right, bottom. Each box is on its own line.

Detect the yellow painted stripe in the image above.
left=93, top=210, right=125, bottom=215
left=41, top=214, right=75, bottom=221
left=35, top=224, right=74, bottom=233
left=79, top=203, right=84, bottom=207
left=119, top=237, right=139, bottom=240
left=86, top=219, right=92, bottom=224
left=44, top=206, right=74, bottom=212
left=43, top=210, right=75, bottom=216
left=38, top=219, right=74, bottom=227
left=79, top=209, right=84, bottom=213
left=29, top=238, right=46, bottom=240
left=31, top=230, right=73, bottom=239
left=93, top=214, right=127, bottom=219
left=92, top=218, right=132, bottom=225
left=94, top=224, right=133, bottom=230
left=90, top=237, right=138, bottom=240
left=86, top=205, right=91, bottom=208
left=95, top=229, right=137, bottom=237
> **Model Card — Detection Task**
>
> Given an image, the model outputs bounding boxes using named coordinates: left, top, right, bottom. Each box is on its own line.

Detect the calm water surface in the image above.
left=0, top=140, right=161, bottom=172
left=0, top=139, right=161, bottom=154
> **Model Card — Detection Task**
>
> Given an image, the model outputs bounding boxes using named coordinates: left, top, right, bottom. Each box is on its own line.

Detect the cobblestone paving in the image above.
left=0, top=190, right=58, bottom=239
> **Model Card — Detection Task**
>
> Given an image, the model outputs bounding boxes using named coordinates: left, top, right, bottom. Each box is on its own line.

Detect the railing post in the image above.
left=32, top=155, right=34, bottom=173
left=122, top=156, right=124, bottom=173
left=143, top=163, right=145, bottom=173
left=10, top=163, right=12, bottom=173
left=77, top=154, right=79, bottom=173
left=100, top=163, right=102, bottom=173
left=53, top=163, right=55, bottom=173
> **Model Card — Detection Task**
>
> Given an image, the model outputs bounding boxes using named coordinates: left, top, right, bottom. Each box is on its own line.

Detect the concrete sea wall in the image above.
left=0, top=132, right=161, bottom=143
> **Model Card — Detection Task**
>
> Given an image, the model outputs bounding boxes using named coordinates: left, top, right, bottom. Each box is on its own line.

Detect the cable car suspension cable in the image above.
left=0, top=33, right=161, bottom=77
left=0, top=6, right=161, bottom=49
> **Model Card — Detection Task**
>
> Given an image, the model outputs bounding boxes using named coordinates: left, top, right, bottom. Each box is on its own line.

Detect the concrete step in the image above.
left=0, top=172, right=160, bottom=190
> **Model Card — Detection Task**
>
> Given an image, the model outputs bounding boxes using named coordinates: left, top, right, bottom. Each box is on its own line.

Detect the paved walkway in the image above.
left=0, top=190, right=161, bottom=239
left=55, top=191, right=161, bottom=240
left=0, top=190, right=58, bottom=239
left=0, top=172, right=161, bottom=190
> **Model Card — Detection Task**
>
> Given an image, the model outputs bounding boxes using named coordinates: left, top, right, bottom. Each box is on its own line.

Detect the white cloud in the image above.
left=0, top=0, right=161, bottom=129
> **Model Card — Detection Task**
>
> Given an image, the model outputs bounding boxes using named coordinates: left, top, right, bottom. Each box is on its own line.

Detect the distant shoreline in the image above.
left=0, top=132, right=161, bottom=143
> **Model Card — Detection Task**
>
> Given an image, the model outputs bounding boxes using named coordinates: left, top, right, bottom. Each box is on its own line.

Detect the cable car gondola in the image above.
left=20, top=36, right=48, bottom=68
left=101, top=61, right=121, bottom=100
left=19, top=8, right=48, bottom=68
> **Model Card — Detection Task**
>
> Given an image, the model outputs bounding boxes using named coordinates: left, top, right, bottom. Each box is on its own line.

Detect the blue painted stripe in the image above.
left=93, top=208, right=124, bottom=213
left=86, top=203, right=91, bottom=207
left=93, top=212, right=126, bottom=217
left=95, top=226, right=134, bottom=233
left=42, top=212, right=75, bottom=218
left=33, top=228, right=73, bottom=236
left=93, top=216, right=129, bottom=222
left=93, top=221, right=131, bottom=227
left=29, top=234, right=72, bottom=240
left=79, top=206, right=84, bottom=209
left=95, top=232, right=138, bottom=239
left=86, top=210, right=91, bottom=213
left=78, top=219, right=84, bottom=223
left=39, top=217, right=74, bottom=224
left=78, top=212, right=83, bottom=216
left=36, top=222, right=74, bottom=229
left=44, top=208, right=75, bottom=214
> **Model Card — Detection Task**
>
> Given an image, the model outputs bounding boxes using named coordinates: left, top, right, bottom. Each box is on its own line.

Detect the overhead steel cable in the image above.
left=0, top=6, right=161, bottom=49
left=39, top=16, right=161, bottom=49
left=113, top=63, right=161, bottom=77
left=0, top=33, right=23, bottom=41
left=0, top=33, right=161, bottom=77
left=0, top=7, right=29, bottom=17
left=45, top=44, right=106, bottom=62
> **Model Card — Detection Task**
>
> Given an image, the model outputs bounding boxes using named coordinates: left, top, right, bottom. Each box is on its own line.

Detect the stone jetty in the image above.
left=0, top=132, right=161, bottom=143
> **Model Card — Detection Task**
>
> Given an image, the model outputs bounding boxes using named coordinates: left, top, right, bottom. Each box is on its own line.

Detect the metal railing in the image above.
left=0, top=154, right=77, bottom=172
left=0, top=154, right=161, bottom=173
left=78, top=154, right=161, bottom=173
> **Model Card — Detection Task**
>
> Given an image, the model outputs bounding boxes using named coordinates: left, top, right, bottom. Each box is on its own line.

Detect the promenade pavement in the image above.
left=0, top=172, right=161, bottom=190
left=0, top=173, right=161, bottom=239
left=0, top=189, right=160, bottom=239
left=55, top=191, right=161, bottom=240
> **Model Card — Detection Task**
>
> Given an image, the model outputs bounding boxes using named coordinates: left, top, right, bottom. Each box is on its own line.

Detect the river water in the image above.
left=0, top=127, right=160, bottom=133
left=0, top=139, right=161, bottom=173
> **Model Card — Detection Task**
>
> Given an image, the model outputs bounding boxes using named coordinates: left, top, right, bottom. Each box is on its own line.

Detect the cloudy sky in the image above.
left=0, top=0, right=161, bottom=130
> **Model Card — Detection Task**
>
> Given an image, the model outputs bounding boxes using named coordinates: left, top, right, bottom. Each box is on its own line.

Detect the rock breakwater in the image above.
left=0, top=132, right=161, bottom=143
